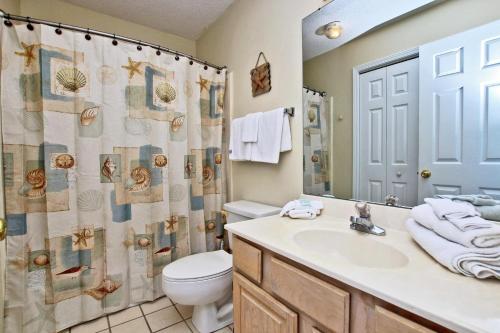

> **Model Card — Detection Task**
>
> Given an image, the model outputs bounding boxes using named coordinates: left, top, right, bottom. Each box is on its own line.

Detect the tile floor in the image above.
left=66, top=296, right=233, bottom=333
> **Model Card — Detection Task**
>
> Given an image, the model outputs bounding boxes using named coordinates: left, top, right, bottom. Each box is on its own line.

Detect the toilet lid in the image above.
left=163, top=250, right=232, bottom=281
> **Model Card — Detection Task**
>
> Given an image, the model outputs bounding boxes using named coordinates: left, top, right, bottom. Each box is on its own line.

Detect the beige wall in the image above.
left=197, top=0, right=326, bottom=206
left=303, top=0, right=500, bottom=200
left=0, top=0, right=196, bottom=55
left=0, top=0, right=19, bottom=14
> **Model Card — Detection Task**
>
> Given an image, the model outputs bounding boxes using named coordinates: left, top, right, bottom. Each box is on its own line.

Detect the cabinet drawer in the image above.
left=233, top=237, right=262, bottom=284
left=375, top=306, right=436, bottom=333
left=233, top=272, right=298, bottom=333
left=270, top=257, right=350, bottom=333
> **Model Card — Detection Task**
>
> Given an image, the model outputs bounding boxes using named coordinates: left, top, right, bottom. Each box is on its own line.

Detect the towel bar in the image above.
left=284, top=107, right=295, bottom=117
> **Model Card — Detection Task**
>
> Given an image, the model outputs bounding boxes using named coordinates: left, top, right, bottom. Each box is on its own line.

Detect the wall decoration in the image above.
left=250, top=51, right=271, bottom=97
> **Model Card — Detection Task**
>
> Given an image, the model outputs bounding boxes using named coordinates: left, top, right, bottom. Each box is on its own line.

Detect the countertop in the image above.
left=225, top=214, right=500, bottom=333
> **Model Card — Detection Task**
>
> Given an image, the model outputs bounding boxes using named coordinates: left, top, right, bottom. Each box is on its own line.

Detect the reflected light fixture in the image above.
left=315, top=21, right=342, bottom=39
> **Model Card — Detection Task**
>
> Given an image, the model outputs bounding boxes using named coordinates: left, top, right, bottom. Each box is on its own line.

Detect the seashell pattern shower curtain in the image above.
left=303, top=88, right=330, bottom=196
left=1, top=22, right=227, bottom=332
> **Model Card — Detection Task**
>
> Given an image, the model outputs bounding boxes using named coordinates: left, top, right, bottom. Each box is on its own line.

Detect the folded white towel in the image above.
left=241, top=112, right=262, bottom=143
left=406, top=219, right=500, bottom=279
left=251, top=108, right=292, bottom=163
left=446, top=215, right=493, bottom=231
left=280, top=199, right=323, bottom=219
left=229, top=118, right=252, bottom=161
left=424, top=198, right=479, bottom=219
left=412, top=204, right=500, bottom=248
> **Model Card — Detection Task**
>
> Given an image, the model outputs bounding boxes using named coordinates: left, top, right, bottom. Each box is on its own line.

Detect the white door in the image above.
left=418, top=19, right=500, bottom=202
left=359, top=59, right=419, bottom=205
left=386, top=59, right=419, bottom=206
left=359, top=67, right=387, bottom=203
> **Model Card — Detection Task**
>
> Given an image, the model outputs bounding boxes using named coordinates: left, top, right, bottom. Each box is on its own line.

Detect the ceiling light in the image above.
left=315, top=21, right=342, bottom=39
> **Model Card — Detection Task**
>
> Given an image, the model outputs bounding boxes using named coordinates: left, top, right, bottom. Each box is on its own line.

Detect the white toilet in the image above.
left=162, top=200, right=281, bottom=333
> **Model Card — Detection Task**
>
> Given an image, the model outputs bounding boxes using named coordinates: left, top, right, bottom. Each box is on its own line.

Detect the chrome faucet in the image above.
left=349, top=202, right=386, bottom=236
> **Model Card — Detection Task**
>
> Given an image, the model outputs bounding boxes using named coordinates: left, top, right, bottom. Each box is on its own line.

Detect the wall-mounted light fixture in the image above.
left=315, top=21, right=342, bottom=39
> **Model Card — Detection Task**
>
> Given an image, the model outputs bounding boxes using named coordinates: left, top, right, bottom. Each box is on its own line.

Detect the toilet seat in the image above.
left=163, top=250, right=232, bottom=283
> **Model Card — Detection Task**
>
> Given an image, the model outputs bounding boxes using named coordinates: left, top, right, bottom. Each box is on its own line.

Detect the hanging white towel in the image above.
left=406, top=219, right=500, bottom=279
left=411, top=204, right=500, bottom=248
left=251, top=108, right=292, bottom=163
left=241, top=112, right=262, bottom=143
left=229, top=118, right=252, bottom=161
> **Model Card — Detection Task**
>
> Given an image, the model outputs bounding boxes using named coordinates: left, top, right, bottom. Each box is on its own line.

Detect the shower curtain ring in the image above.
left=137, top=41, right=142, bottom=51
left=26, top=17, right=34, bottom=31
left=112, top=34, right=118, bottom=46
left=175, top=54, right=180, bottom=61
left=3, top=13, right=13, bottom=27
left=85, top=28, right=91, bottom=40
left=156, top=45, right=161, bottom=56
left=189, top=58, right=194, bottom=65
left=55, top=23, right=62, bottom=35
left=203, top=62, right=208, bottom=70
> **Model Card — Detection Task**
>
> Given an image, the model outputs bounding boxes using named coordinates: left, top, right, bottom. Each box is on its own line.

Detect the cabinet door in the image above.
left=233, top=272, right=298, bottom=333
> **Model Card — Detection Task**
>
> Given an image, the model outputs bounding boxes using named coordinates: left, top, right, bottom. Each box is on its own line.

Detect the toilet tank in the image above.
left=223, top=200, right=281, bottom=248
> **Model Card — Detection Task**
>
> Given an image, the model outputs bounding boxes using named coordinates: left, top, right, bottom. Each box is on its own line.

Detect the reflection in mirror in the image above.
left=302, top=0, right=500, bottom=207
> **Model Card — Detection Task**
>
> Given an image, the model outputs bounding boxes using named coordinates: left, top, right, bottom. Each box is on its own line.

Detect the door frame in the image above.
left=352, top=47, right=420, bottom=200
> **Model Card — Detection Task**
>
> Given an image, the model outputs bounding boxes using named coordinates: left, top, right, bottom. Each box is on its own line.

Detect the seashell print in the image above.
left=137, top=237, right=151, bottom=248
left=155, top=82, right=176, bottom=103
left=202, top=166, right=214, bottom=186
left=77, top=190, right=103, bottom=211
left=101, top=157, right=117, bottom=182
left=155, top=246, right=171, bottom=254
left=56, top=67, right=87, bottom=92
left=127, top=166, right=151, bottom=192
left=33, top=254, right=49, bottom=266
left=154, top=155, right=168, bottom=168
left=123, top=118, right=151, bottom=136
left=214, top=153, right=222, bottom=165
left=85, top=278, right=122, bottom=300
left=171, top=115, right=184, bottom=132
left=217, top=90, right=225, bottom=109
left=206, top=221, right=216, bottom=231
left=308, top=108, right=316, bottom=123
left=80, top=106, right=99, bottom=126
left=19, top=110, right=45, bottom=132
left=55, top=153, right=75, bottom=169
left=311, top=154, right=320, bottom=163
left=25, top=168, right=46, bottom=198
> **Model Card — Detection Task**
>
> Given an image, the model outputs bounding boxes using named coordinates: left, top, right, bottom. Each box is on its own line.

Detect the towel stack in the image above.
left=406, top=196, right=500, bottom=279
left=280, top=199, right=324, bottom=219
left=229, top=108, right=292, bottom=164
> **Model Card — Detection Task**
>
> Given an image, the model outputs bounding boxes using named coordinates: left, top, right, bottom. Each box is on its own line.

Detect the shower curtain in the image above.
left=302, top=88, right=330, bottom=196
left=1, top=22, right=227, bottom=332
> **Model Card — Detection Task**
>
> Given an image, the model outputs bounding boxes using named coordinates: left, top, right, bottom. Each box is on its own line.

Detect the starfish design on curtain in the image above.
left=166, top=215, right=178, bottom=232
left=23, top=300, right=57, bottom=332
left=196, top=75, right=209, bottom=92
left=73, top=227, right=93, bottom=247
left=121, top=57, right=142, bottom=79
left=14, top=42, right=36, bottom=67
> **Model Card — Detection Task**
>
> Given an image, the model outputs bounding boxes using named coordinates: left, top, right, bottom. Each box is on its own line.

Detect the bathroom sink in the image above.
left=293, top=229, right=409, bottom=269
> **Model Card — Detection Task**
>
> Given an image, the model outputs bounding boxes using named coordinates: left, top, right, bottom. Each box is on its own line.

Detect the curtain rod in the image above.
left=0, top=10, right=227, bottom=71
left=303, top=86, right=326, bottom=97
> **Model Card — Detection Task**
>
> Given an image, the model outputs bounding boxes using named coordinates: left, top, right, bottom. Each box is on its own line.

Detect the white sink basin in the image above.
left=293, top=229, right=409, bottom=269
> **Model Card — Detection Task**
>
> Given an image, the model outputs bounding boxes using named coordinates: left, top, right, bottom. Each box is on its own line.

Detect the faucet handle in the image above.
left=355, top=201, right=371, bottom=218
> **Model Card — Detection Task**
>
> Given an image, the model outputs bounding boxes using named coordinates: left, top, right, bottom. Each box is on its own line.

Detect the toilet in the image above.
left=162, top=200, right=281, bottom=333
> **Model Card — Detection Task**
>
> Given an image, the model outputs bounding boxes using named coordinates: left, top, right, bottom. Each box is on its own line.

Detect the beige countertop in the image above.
left=225, top=213, right=500, bottom=333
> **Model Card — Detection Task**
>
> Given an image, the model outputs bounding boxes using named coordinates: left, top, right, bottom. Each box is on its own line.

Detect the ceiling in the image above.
left=303, top=0, right=438, bottom=61
left=62, top=0, right=234, bottom=40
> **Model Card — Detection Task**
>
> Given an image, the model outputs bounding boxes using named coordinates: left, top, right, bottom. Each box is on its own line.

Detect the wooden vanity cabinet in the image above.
left=232, top=236, right=454, bottom=333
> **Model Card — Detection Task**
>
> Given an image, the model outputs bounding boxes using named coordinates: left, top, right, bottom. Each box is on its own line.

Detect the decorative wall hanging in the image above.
left=250, top=51, right=271, bottom=97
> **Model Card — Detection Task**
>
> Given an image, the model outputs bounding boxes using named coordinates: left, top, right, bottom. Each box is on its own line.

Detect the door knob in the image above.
left=420, top=169, right=432, bottom=179
left=0, top=218, right=6, bottom=241
left=396, top=171, right=402, bottom=177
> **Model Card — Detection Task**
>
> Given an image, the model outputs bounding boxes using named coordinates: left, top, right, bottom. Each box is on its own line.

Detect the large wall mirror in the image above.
left=302, top=0, right=500, bottom=207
